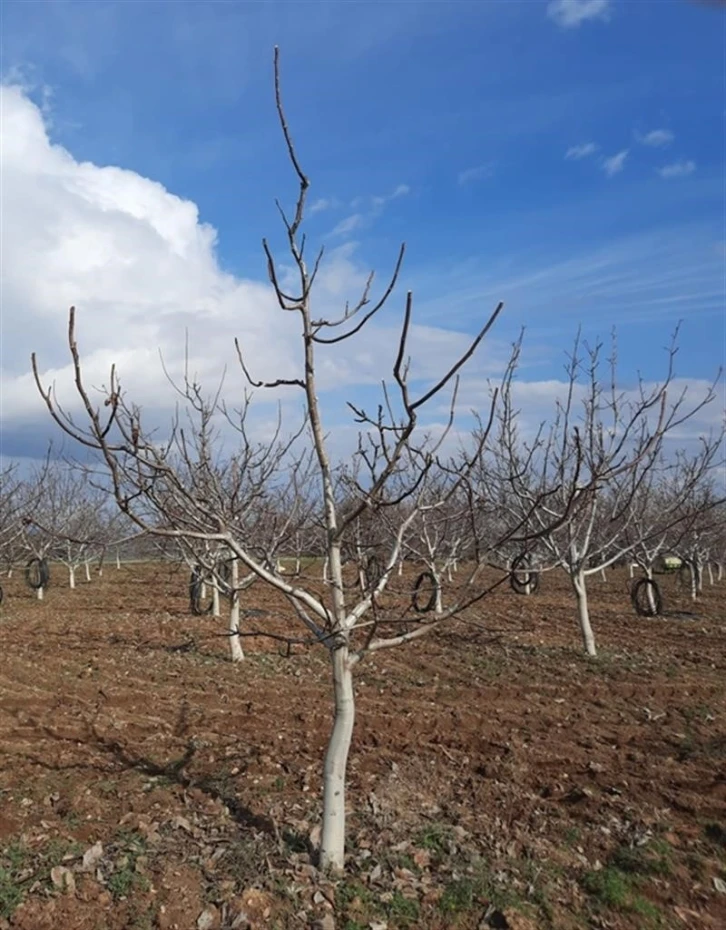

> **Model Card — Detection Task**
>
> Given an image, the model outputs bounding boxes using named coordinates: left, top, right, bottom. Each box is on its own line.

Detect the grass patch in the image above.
left=580, top=838, right=672, bottom=923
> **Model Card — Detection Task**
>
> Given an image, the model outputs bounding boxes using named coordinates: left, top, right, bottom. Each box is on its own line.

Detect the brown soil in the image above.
left=0, top=562, right=724, bottom=930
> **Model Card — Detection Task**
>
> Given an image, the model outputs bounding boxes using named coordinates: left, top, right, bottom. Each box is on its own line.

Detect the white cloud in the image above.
left=457, top=164, right=494, bottom=186
left=657, top=160, right=696, bottom=179
left=565, top=142, right=598, bottom=160
left=637, top=128, right=674, bottom=148
left=310, top=197, right=334, bottom=214
left=331, top=184, right=410, bottom=238
left=331, top=213, right=365, bottom=236
left=547, top=0, right=611, bottom=29
left=601, top=149, right=628, bottom=177
left=0, top=85, right=466, bottom=454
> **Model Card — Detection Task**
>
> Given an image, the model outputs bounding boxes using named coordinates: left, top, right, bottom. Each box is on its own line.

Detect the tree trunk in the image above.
left=397, top=557, right=404, bottom=577
left=707, top=562, right=714, bottom=585
left=84, top=561, right=92, bottom=582
left=629, top=562, right=634, bottom=579
left=229, top=559, right=244, bottom=663
left=599, top=567, right=607, bottom=583
left=116, top=550, right=121, bottom=569
left=645, top=565, right=657, bottom=615
left=320, top=644, right=355, bottom=873
left=212, top=582, right=221, bottom=618
left=69, top=566, right=76, bottom=589
left=718, top=563, right=724, bottom=582
left=571, top=570, right=596, bottom=657
left=36, top=586, right=44, bottom=601
left=433, top=569, right=443, bottom=615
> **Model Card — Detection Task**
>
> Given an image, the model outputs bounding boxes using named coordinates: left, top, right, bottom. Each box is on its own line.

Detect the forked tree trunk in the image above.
left=228, top=559, right=244, bottom=663
left=571, top=570, right=596, bottom=657
left=320, top=643, right=355, bottom=872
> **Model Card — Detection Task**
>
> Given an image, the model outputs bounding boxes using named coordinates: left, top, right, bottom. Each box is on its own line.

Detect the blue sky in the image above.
left=0, top=0, right=724, bottom=463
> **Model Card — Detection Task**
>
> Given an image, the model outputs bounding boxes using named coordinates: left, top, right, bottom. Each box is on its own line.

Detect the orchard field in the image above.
left=1, top=562, right=724, bottom=930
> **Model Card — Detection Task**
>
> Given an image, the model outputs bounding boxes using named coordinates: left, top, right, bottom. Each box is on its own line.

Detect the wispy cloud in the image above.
left=637, top=128, right=674, bottom=147
left=331, top=184, right=410, bottom=237
left=331, top=213, right=364, bottom=236
left=547, top=0, right=612, bottom=29
left=457, top=164, right=494, bottom=186
left=310, top=197, right=336, bottom=214
left=602, top=149, right=628, bottom=177
left=565, top=142, right=598, bottom=160
left=657, top=160, right=696, bottom=179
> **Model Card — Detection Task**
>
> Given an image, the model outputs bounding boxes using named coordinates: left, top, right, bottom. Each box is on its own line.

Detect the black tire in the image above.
left=677, top=560, right=693, bottom=589
left=25, top=557, right=50, bottom=591
left=216, top=558, right=233, bottom=594
left=189, top=565, right=214, bottom=616
left=510, top=553, right=539, bottom=595
left=412, top=571, right=438, bottom=614
left=631, top=577, right=663, bottom=617
left=364, top=554, right=382, bottom=590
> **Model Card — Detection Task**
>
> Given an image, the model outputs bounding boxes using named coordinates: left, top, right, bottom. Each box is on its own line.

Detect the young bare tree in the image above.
left=33, top=47, right=579, bottom=871
left=618, top=438, right=724, bottom=612
left=489, top=332, right=719, bottom=655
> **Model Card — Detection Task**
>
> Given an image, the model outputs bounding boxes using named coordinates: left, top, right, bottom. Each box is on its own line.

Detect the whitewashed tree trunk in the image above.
left=323, top=556, right=330, bottom=584
left=629, top=562, right=635, bottom=579
left=116, top=550, right=121, bottom=569
left=707, top=562, right=714, bottom=585
left=600, top=567, right=607, bottom=582
left=84, top=561, right=91, bottom=582
left=645, top=565, right=657, bottom=615
left=397, top=557, right=404, bottom=577
left=36, top=586, right=44, bottom=601
left=572, top=570, right=596, bottom=657
left=68, top=566, right=76, bottom=589
left=433, top=568, right=443, bottom=615
left=228, top=559, right=244, bottom=663
left=718, top=563, right=724, bottom=582
left=212, top=582, right=221, bottom=618
left=320, top=644, right=355, bottom=872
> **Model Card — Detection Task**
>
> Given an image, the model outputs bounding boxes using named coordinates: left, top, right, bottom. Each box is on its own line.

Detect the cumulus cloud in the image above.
left=637, top=128, right=674, bottom=148
left=601, top=149, right=628, bottom=177
left=457, top=164, right=494, bottom=186
left=0, top=86, right=485, bottom=458
left=657, top=160, right=696, bottom=179
left=547, top=0, right=611, bottom=29
left=565, top=142, right=598, bottom=160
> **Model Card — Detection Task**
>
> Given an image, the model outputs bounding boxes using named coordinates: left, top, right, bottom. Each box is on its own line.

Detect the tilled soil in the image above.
left=0, top=562, right=724, bottom=930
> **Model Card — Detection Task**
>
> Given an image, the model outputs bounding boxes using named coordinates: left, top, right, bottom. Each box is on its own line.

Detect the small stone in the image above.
left=197, top=905, right=220, bottom=929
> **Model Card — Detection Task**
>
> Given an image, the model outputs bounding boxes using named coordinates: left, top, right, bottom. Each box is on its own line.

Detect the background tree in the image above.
left=489, top=331, right=719, bottom=655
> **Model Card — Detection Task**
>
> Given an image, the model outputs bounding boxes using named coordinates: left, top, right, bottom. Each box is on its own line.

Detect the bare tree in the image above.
left=489, top=331, right=719, bottom=655
left=33, top=47, right=576, bottom=872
